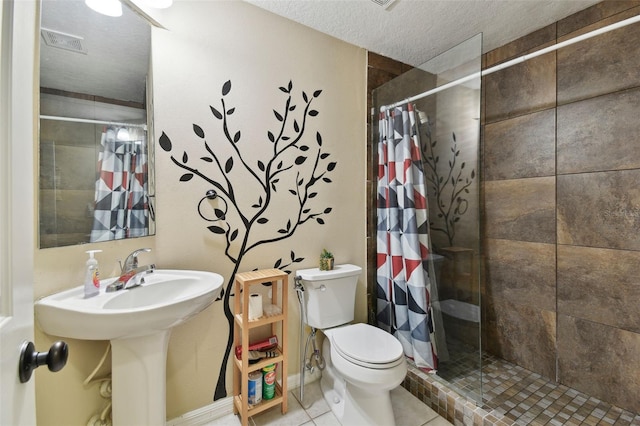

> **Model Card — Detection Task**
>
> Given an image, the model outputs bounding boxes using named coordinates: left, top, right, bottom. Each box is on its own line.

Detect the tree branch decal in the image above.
left=159, top=80, right=336, bottom=400
left=421, top=116, right=475, bottom=247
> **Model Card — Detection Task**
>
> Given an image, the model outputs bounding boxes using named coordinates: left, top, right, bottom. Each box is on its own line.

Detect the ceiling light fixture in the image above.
left=85, top=0, right=123, bottom=17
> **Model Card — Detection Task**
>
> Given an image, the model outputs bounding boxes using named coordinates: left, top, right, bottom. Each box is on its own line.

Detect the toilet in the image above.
left=296, top=264, right=407, bottom=426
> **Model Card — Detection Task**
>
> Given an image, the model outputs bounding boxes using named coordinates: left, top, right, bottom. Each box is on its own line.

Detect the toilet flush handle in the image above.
left=319, top=284, right=326, bottom=292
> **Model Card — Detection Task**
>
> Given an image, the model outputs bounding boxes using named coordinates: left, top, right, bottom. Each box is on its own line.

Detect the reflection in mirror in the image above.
left=39, top=0, right=155, bottom=249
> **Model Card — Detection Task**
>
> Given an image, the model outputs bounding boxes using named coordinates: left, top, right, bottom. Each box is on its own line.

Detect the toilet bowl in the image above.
left=320, top=323, right=407, bottom=425
left=296, top=264, right=406, bottom=425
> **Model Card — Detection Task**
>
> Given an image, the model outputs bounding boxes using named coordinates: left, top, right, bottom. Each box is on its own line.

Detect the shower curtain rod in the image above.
left=381, top=13, right=640, bottom=111
left=40, top=114, right=148, bottom=130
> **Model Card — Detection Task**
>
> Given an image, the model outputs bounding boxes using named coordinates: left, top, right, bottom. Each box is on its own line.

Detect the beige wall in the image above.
left=34, top=1, right=366, bottom=423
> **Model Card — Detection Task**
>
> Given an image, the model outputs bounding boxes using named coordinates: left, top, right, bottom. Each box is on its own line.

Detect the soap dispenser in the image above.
left=84, top=250, right=102, bottom=298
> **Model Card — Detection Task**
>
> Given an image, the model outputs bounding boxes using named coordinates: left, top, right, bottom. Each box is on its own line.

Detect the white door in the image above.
left=0, top=0, right=38, bottom=424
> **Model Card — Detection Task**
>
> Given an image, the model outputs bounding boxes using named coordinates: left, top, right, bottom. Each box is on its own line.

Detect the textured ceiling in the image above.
left=244, top=0, right=602, bottom=67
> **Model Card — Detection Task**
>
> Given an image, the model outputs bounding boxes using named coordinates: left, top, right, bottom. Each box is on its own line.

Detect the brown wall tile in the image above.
left=557, top=7, right=640, bottom=105
left=484, top=52, right=556, bottom=123
left=485, top=24, right=556, bottom=67
left=557, top=87, right=640, bottom=174
left=557, top=1, right=640, bottom=36
left=557, top=245, right=640, bottom=333
left=557, top=315, right=640, bottom=413
left=557, top=170, right=640, bottom=250
left=484, top=109, right=555, bottom=180
left=485, top=298, right=556, bottom=380
left=485, top=239, right=556, bottom=312
left=484, top=177, right=556, bottom=243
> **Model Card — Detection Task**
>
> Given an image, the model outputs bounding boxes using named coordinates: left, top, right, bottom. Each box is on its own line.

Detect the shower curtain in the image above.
left=90, top=126, right=149, bottom=242
left=376, top=104, right=440, bottom=371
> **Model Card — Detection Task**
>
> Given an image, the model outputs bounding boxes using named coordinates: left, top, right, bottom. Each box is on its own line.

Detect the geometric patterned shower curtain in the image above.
left=376, top=104, right=439, bottom=372
left=90, top=126, right=149, bottom=242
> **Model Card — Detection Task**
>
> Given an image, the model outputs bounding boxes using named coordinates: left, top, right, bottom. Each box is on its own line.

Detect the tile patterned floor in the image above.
left=206, top=380, right=452, bottom=426
left=404, top=352, right=640, bottom=426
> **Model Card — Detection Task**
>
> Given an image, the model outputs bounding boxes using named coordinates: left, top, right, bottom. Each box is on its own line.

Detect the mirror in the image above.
left=39, top=0, right=155, bottom=248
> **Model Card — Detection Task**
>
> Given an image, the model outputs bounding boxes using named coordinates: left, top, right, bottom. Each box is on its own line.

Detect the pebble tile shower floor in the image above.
left=403, top=350, right=640, bottom=425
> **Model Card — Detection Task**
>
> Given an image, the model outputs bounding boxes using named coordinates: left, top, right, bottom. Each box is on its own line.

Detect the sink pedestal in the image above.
left=111, top=330, right=172, bottom=425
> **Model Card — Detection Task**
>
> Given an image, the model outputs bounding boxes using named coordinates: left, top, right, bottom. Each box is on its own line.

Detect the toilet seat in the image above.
left=330, top=323, right=404, bottom=369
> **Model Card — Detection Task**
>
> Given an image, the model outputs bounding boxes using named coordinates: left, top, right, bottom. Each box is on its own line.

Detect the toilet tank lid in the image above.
left=296, top=264, right=362, bottom=281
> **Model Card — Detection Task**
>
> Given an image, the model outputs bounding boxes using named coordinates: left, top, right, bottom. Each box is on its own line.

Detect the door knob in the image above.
left=18, top=340, right=69, bottom=383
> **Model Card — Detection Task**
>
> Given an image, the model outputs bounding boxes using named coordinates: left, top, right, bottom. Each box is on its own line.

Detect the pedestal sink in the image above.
left=35, top=269, right=224, bottom=425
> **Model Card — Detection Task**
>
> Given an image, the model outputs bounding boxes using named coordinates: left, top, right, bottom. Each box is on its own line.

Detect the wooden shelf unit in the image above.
left=232, top=269, right=288, bottom=425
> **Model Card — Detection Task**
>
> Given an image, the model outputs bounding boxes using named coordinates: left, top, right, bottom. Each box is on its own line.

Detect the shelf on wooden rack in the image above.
left=234, top=312, right=285, bottom=328
left=233, top=382, right=284, bottom=417
left=233, top=347, right=284, bottom=373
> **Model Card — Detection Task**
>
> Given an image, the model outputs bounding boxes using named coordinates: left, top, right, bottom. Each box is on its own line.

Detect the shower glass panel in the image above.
left=372, top=33, right=482, bottom=403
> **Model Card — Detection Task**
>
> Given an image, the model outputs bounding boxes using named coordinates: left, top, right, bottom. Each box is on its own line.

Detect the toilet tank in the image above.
left=296, top=264, right=362, bottom=329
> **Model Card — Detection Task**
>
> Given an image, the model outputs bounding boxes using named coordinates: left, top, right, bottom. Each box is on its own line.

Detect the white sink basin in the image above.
left=34, top=269, right=224, bottom=425
left=35, top=269, right=223, bottom=340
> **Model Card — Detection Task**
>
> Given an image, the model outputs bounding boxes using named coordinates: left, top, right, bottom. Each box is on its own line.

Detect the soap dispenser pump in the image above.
left=84, top=250, right=102, bottom=298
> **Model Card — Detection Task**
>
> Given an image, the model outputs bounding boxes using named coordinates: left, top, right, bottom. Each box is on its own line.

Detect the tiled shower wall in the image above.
left=367, top=0, right=640, bottom=416
left=482, top=1, right=640, bottom=414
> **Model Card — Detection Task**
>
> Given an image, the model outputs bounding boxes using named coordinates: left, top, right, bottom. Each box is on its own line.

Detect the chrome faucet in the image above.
left=106, top=248, right=155, bottom=292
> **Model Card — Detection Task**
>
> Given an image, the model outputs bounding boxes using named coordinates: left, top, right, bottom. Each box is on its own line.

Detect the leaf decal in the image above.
left=182, top=151, right=188, bottom=163
left=230, top=229, right=238, bottom=241
left=320, top=153, right=329, bottom=159
left=316, top=132, right=322, bottom=146
left=207, top=225, right=225, bottom=234
left=313, top=90, right=322, bottom=97
left=214, top=209, right=225, bottom=219
left=225, top=157, right=233, bottom=173
left=302, top=92, right=308, bottom=103
left=327, top=162, right=337, bottom=171
left=324, top=208, right=332, bottom=214
left=274, top=258, right=282, bottom=268
left=299, top=145, right=309, bottom=151
left=159, top=132, right=172, bottom=152
left=316, top=218, right=325, bottom=225
left=258, top=161, right=265, bottom=171
left=233, top=131, right=241, bottom=143
left=193, top=124, right=205, bottom=138
left=279, top=86, right=288, bottom=93
left=293, top=120, right=300, bottom=133
left=227, top=108, right=235, bottom=115
left=201, top=157, right=213, bottom=163
left=274, top=110, right=284, bottom=122
left=180, top=173, right=193, bottom=182
left=309, top=192, right=317, bottom=198
left=268, top=131, right=275, bottom=142
left=295, top=156, right=307, bottom=165
left=287, top=80, right=292, bottom=92
left=257, top=218, right=269, bottom=224
left=309, top=110, right=319, bottom=117
left=210, top=106, right=223, bottom=120
left=222, top=80, right=232, bottom=96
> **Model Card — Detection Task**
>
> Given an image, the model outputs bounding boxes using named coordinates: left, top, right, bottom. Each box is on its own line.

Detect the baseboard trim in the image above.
left=167, top=371, right=320, bottom=425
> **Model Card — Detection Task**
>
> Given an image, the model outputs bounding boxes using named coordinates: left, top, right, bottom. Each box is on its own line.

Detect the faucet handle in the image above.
left=123, top=248, right=152, bottom=271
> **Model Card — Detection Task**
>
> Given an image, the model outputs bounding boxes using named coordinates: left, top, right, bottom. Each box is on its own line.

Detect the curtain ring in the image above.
left=197, top=189, right=228, bottom=222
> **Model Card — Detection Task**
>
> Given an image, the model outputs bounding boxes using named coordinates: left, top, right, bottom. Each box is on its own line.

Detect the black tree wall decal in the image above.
left=159, top=80, right=336, bottom=400
left=421, top=117, right=475, bottom=247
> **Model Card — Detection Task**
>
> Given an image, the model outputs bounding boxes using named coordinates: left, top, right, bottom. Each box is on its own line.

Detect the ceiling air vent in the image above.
left=41, top=28, right=87, bottom=54
left=370, top=0, right=396, bottom=10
